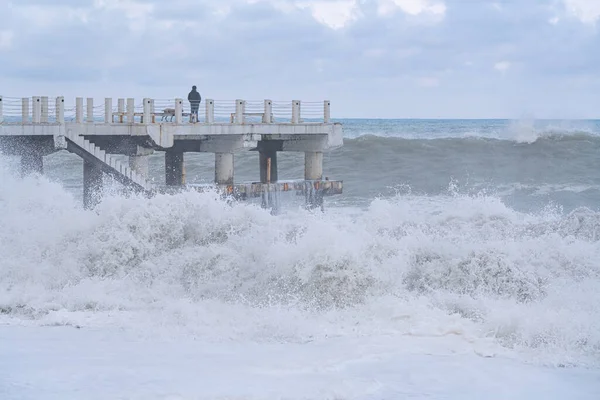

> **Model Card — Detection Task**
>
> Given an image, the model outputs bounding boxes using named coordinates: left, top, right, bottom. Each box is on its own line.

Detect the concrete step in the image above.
left=64, top=132, right=154, bottom=192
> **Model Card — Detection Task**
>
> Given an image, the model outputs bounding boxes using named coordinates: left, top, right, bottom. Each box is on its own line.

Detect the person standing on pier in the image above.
left=187, top=85, right=202, bottom=123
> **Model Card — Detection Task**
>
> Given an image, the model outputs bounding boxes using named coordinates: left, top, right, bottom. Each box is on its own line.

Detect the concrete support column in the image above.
left=305, top=151, right=324, bottom=210
left=32, top=97, right=41, bottom=123
left=259, top=148, right=277, bottom=184
left=126, top=98, right=134, bottom=123
left=175, top=98, right=183, bottom=124
left=86, top=98, right=94, bottom=123
left=258, top=145, right=279, bottom=214
left=205, top=99, right=214, bottom=124
left=22, top=98, right=29, bottom=122
left=143, top=98, right=151, bottom=124
left=215, top=152, right=234, bottom=185
left=41, top=96, right=49, bottom=122
left=55, top=96, right=64, bottom=123
left=76, top=97, right=83, bottom=123
left=83, top=160, right=103, bottom=210
left=292, top=100, right=301, bottom=124
left=117, top=98, right=125, bottom=123
left=21, top=152, right=43, bottom=177
left=165, top=150, right=185, bottom=186
left=104, top=98, right=112, bottom=123
left=304, top=151, right=323, bottom=180
left=129, top=155, right=149, bottom=178
left=263, top=99, right=272, bottom=123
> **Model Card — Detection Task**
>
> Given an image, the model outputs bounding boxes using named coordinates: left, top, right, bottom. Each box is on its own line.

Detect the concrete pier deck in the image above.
left=0, top=96, right=343, bottom=211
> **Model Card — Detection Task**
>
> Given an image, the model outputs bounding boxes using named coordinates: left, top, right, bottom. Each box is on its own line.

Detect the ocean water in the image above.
left=1, top=118, right=600, bottom=398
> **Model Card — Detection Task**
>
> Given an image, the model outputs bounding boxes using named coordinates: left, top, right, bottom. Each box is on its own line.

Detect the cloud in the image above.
left=494, top=61, right=511, bottom=73
left=296, top=0, right=362, bottom=29
left=0, top=0, right=599, bottom=118
left=0, top=30, right=13, bottom=50
left=417, top=77, right=439, bottom=87
left=377, top=0, right=446, bottom=17
left=562, top=0, right=600, bottom=24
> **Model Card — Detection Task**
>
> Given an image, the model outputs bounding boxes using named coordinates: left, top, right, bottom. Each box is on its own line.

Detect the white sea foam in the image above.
left=0, top=160, right=599, bottom=368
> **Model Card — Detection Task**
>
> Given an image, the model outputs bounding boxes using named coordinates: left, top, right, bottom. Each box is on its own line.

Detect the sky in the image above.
left=0, top=0, right=599, bottom=119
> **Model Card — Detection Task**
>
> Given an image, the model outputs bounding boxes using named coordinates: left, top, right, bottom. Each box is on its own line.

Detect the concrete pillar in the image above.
left=324, top=100, right=331, bottom=123
left=259, top=149, right=277, bottom=183
left=292, top=100, right=301, bottom=124
left=0, top=96, right=3, bottom=123
left=22, top=98, right=29, bottom=123
left=86, top=98, right=94, bottom=123
left=165, top=150, right=185, bottom=186
left=104, top=98, right=112, bottom=123
left=55, top=96, right=64, bottom=123
left=129, top=155, right=149, bottom=178
left=215, top=152, right=234, bottom=185
left=117, top=98, right=125, bottom=123
left=235, top=99, right=245, bottom=124
left=143, top=98, right=151, bottom=124
left=83, top=160, right=103, bottom=210
left=126, top=98, right=134, bottom=123
left=305, top=151, right=324, bottom=210
left=304, top=151, right=323, bottom=180
left=21, top=152, right=43, bottom=177
left=41, top=96, right=49, bottom=122
left=263, top=99, right=272, bottom=123
left=32, top=97, right=41, bottom=123
left=175, top=98, right=183, bottom=124
left=76, top=97, right=83, bottom=123
left=205, top=99, right=214, bottom=124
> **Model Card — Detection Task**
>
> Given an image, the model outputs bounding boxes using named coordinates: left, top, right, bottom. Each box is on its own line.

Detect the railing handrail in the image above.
left=0, top=96, right=332, bottom=125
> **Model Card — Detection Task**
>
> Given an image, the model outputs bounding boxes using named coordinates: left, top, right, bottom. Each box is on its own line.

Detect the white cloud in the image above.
left=417, top=76, right=439, bottom=87
left=0, top=0, right=599, bottom=118
left=494, top=61, right=511, bottom=73
left=13, top=5, right=89, bottom=29
left=563, top=0, right=600, bottom=24
left=0, top=30, right=13, bottom=50
left=363, top=48, right=386, bottom=58
left=377, top=0, right=446, bottom=17
left=296, top=0, right=362, bottom=29
left=93, top=0, right=154, bottom=31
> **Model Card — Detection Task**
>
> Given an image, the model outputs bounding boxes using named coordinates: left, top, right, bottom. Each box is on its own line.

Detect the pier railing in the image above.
left=0, top=96, right=332, bottom=125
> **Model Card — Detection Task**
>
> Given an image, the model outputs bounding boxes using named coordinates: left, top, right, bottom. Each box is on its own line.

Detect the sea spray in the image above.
left=1, top=160, right=599, bottom=366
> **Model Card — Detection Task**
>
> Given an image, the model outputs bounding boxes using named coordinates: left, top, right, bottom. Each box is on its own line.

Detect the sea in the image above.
left=1, top=118, right=600, bottom=399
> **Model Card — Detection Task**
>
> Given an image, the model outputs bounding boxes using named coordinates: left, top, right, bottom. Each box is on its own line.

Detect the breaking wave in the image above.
left=0, top=161, right=599, bottom=368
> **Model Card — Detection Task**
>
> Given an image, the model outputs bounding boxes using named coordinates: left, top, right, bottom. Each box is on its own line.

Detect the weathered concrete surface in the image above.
left=0, top=122, right=343, bottom=151
left=165, top=150, right=185, bottom=186
left=215, top=153, right=234, bottom=185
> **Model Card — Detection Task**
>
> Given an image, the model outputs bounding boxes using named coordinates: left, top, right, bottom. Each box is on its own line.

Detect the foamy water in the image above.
left=2, top=119, right=600, bottom=398
left=1, top=156, right=599, bottom=368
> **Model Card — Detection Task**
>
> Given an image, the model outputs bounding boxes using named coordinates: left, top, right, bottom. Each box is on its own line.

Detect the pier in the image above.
left=0, top=95, right=343, bottom=212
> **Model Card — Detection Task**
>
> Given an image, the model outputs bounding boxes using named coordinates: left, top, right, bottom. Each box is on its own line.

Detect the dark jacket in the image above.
left=188, top=89, right=201, bottom=106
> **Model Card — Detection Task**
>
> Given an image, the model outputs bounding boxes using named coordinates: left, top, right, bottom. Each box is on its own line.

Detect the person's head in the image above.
left=192, top=85, right=197, bottom=90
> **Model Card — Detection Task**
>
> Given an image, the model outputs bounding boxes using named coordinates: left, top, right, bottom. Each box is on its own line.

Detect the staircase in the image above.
left=63, top=131, right=155, bottom=193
